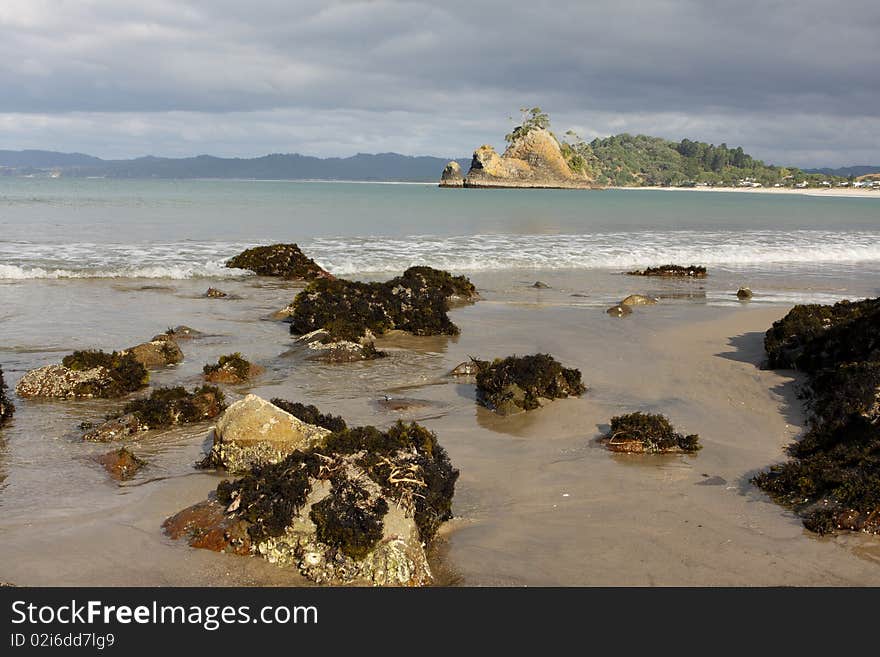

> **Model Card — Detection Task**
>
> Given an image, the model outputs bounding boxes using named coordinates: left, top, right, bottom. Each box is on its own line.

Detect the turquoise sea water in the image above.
left=1, top=178, right=879, bottom=279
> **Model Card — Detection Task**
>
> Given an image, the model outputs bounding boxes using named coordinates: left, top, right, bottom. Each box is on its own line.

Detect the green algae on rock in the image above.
left=225, top=243, right=332, bottom=279
left=84, top=385, right=226, bottom=441
left=0, top=365, right=14, bottom=427
left=474, top=353, right=585, bottom=415
left=754, top=296, right=880, bottom=535
left=287, top=266, right=479, bottom=344
left=172, top=413, right=457, bottom=586
left=627, top=264, right=707, bottom=278
left=203, top=353, right=263, bottom=384
left=600, top=412, right=701, bottom=453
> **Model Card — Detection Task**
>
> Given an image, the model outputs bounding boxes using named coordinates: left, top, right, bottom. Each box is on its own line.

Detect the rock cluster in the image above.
left=753, top=296, right=880, bottom=534
left=169, top=396, right=458, bottom=586
left=627, top=264, right=707, bottom=278
left=286, top=266, right=478, bottom=360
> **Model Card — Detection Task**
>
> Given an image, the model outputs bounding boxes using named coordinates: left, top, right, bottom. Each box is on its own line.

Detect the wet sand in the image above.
left=1, top=272, right=879, bottom=586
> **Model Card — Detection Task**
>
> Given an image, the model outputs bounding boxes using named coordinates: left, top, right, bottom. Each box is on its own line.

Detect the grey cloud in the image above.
left=0, top=0, right=877, bottom=166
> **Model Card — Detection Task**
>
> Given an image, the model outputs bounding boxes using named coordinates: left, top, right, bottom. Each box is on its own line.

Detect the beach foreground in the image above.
left=1, top=270, right=878, bottom=586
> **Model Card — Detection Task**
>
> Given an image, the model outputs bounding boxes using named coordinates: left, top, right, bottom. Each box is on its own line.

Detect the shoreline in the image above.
left=608, top=185, right=880, bottom=198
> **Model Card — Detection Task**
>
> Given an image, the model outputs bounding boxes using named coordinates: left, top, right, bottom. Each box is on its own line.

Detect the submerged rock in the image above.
left=172, top=418, right=458, bottom=586
left=606, top=304, right=632, bottom=317
left=96, top=447, right=146, bottom=481
left=83, top=385, right=225, bottom=441
left=439, top=161, right=463, bottom=188
left=287, top=266, right=478, bottom=345
left=201, top=394, right=330, bottom=473
left=203, top=353, right=263, bottom=384
left=736, top=287, right=753, bottom=300
left=161, top=326, right=203, bottom=340
left=293, top=330, right=386, bottom=363
left=600, top=412, right=701, bottom=454
left=205, top=287, right=228, bottom=298
left=125, top=337, right=184, bottom=369
left=449, top=360, right=482, bottom=376
left=16, top=351, right=148, bottom=399
left=226, top=243, right=333, bottom=280
left=620, top=294, right=658, bottom=306
left=754, top=296, right=880, bottom=535
left=531, top=281, right=551, bottom=289
left=627, top=264, right=707, bottom=278
left=474, top=353, right=586, bottom=415
left=0, top=365, right=14, bottom=427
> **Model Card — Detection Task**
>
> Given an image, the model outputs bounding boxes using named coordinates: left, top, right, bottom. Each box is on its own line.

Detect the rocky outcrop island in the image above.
left=440, top=108, right=595, bottom=189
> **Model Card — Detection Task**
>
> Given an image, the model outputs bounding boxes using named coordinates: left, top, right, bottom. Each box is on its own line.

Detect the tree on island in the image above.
left=504, top=107, right=551, bottom=144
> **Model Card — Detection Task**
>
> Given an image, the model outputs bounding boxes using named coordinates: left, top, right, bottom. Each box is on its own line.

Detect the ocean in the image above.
left=1, top=178, right=879, bottom=586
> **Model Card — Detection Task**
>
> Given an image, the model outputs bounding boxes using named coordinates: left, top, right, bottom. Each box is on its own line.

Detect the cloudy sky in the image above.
left=1, top=0, right=878, bottom=167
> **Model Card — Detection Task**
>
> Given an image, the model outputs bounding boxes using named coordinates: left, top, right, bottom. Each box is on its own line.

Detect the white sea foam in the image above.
left=1, top=230, right=879, bottom=279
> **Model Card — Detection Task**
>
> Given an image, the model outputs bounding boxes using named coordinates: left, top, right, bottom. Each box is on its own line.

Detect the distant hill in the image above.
left=804, top=165, right=880, bottom=178
left=0, top=150, right=471, bottom=182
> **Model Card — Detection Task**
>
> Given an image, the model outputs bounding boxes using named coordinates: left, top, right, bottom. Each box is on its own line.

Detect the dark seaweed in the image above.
left=474, top=353, right=585, bottom=413
left=226, top=243, right=329, bottom=279
left=309, top=476, right=388, bottom=559
left=61, top=350, right=149, bottom=398
left=605, top=412, right=701, bottom=453
left=270, top=398, right=347, bottom=432
left=120, top=385, right=225, bottom=428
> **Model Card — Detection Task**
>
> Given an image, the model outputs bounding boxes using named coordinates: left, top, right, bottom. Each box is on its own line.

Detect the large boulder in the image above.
left=168, top=419, right=458, bottom=586
left=226, top=243, right=333, bottom=280
left=202, top=394, right=331, bottom=472
left=439, top=161, right=463, bottom=187
left=0, top=365, right=13, bottom=427
left=16, top=351, right=148, bottom=399
left=462, top=129, right=592, bottom=189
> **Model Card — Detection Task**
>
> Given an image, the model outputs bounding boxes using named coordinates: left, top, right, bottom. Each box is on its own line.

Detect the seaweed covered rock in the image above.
left=203, top=353, right=263, bottom=384
left=170, top=419, right=458, bottom=585
left=627, top=264, right=707, bottom=278
left=205, top=287, right=227, bottom=298
left=0, top=365, right=13, bottom=427
left=754, top=296, right=880, bottom=535
left=226, top=243, right=333, bottom=280
left=201, top=394, right=330, bottom=472
left=287, top=266, right=478, bottom=345
left=159, top=326, right=203, bottom=341
left=737, top=287, right=753, bottom=300
left=474, top=353, right=586, bottom=415
left=16, top=351, right=148, bottom=399
left=599, top=412, right=701, bottom=454
left=763, top=297, right=880, bottom=371
left=83, top=385, right=225, bottom=441
left=96, top=447, right=146, bottom=481
left=124, top=337, right=184, bottom=369
left=293, top=330, right=386, bottom=363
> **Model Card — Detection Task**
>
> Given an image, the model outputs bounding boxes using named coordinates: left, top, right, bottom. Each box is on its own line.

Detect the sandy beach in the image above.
left=610, top=185, right=880, bottom=198
left=2, top=270, right=879, bottom=586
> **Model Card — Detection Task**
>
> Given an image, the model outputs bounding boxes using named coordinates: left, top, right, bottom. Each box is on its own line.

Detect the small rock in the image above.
left=606, top=304, right=632, bottom=317
left=125, top=338, right=184, bottom=368
left=449, top=360, right=482, bottom=376
left=737, top=287, right=753, bottom=300
left=620, top=294, right=658, bottom=306
left=531, top=281, right=550, bottom=289
left=206, top=287, right=228, bottom=298
left=84, top=413, right=146, bottom=442
left=96, top=447, right=146, bottom=481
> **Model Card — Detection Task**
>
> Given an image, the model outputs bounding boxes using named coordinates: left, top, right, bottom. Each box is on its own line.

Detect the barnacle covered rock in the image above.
left=16, top=350, right=148, bottom=399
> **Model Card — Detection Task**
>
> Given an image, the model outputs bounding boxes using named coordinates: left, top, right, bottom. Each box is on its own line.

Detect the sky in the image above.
left=1, top=0, right=878, bottom=167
